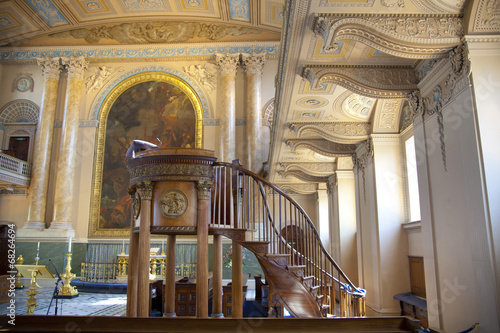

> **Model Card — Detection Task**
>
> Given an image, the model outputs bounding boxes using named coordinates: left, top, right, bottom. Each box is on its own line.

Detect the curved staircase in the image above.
left=210, top=161, right=366, bottom=318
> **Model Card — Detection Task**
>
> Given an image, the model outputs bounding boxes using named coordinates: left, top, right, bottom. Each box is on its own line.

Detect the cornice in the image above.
left=276, top=183, right=318, bottom=195
left=289, top=121, right=370, bottom=144
left=280, top=162, right=336, bottom=176
left=279, top=169, right=329, bottom=183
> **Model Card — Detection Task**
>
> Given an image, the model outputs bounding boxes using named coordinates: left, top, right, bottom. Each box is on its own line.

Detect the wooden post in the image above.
left=196, top=180, right=213, bottom=318
left=212, top=234, right=224, bottom=317
left=164, top=234, right=176, bottom=317
left=231, top=241, right=243, bottom=318
left=126, top=189, right=139, bottom=317
left=136, top=181, right=153, bottom=317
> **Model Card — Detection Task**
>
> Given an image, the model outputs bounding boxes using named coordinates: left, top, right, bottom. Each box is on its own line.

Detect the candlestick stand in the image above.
left=57, top=252, right=79, bottom=298
left=15, top=255, right=24, bottom=289
left=24, top=268, right=40, bottom=314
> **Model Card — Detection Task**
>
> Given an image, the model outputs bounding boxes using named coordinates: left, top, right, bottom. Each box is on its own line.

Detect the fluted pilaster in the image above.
left=50, top=56, right=88, bottom=230
left=241, top=53, right=266, bottom=173
left=216, top=53, right=240, bottom=162
left=24, top=57, right=62, bottom=231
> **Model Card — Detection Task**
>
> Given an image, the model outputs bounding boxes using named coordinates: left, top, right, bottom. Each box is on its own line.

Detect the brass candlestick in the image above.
left=24, top=267, right=40, bottom=314
left=15, top=255, right=24, bottom=289
left=57, top=252, right=79, bottom=298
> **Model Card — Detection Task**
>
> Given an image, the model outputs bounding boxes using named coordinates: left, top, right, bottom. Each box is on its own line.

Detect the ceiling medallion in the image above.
left=297, top=97, right=328, bottom=108
left=159, top=189, right=188, bottom=218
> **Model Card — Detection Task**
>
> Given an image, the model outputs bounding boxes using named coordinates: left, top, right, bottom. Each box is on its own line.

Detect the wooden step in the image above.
left=287, top=265, right=306, bottom=278
left=301, top=276, right=314, bottom=289
left=266, top=254, right=290, bottom=268
left=241, top=241, right=269, bottom=255
left=310, top=285, right=320, bottom=297
left=209, top=227, right=247, bottom=242
left=316, top=294, right=325, bottom=304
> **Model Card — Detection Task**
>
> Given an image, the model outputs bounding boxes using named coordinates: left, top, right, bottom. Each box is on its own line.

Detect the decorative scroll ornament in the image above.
left=241, top=53, right=266, bottom=76
left=50, top=22, right=261, bottom=44
left=286, top=137, right=357, bottom=157
left=160, top=189, right=188, bottom=218
left=216, top=53, right=240, bottom=76
left=289, top=121, right=370, bottom=144
left=129, top=187, right=141, bottom=220
left=313, top=14, right=463, bottom=59
left=36, top=57, right=62, bottom=80
left=136, top=181, right=154, bottom=201
left=196, top=180, right=213, bottom=200
left=302, top=65, right=418, bottom=99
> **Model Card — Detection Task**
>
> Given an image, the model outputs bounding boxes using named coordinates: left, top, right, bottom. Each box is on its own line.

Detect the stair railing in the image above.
left=211, top=162, right=365, bottom=317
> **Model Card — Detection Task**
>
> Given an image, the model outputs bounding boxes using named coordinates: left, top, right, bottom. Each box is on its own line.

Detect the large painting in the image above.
left=90, top=72, right=203, bottom=237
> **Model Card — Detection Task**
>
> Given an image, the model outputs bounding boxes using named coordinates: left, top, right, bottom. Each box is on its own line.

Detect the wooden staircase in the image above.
left=209, top=161, right=366, bottom=318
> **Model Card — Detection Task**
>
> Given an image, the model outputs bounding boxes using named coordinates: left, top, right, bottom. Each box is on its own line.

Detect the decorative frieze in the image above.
left=313, top=14, right=463, bottom=59
left=289, top=121, right=370, bottom=143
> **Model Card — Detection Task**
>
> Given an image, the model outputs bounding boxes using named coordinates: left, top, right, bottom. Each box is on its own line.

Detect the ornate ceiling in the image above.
left=0, top=0, right=479, bottom=195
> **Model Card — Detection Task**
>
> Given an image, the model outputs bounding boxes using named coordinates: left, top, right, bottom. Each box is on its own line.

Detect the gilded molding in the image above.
left=36, top=57, right=62, bottom=80
left=302, top=65, right=418, bottom=99
left=286, top=138, right=357, bottom=157
left=290, top=121, right=370, bottom=143
left=136, top=181, right=154, bottom=201
left=216, top=53, right=240, bottom=76
left=241, top=53, right=266, bottom=76
left=196, top=180, right=213, bottom=200
left=313, top=14, right=463, bottom=59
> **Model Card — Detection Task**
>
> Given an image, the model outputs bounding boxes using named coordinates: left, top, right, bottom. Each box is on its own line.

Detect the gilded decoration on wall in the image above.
left=160, top=189, right=188, bottom=218
left=89, top=72, right=203, bottom=238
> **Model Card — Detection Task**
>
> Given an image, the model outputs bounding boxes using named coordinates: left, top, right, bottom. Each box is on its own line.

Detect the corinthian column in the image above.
left=241, top=53, right=266, bottom=173
left=216, top=53, right=240, bottom=162
left=49, top=56, right=88, bottom=231
left=23, top=57, right=62, bottom=231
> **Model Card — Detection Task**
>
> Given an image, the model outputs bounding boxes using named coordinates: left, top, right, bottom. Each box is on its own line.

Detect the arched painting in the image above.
left=90, top=72, right=203, bottom=237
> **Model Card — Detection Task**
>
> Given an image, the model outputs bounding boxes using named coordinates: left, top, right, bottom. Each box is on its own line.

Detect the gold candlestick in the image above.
left=57, top=252, right=79, bottom=298
left=24, top=268, right=40, bottom=314
left=15, top=255, right=24, bottom=289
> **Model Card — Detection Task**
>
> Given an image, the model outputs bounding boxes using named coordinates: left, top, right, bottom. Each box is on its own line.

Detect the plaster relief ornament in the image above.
left=86, top=65, right=124, bottom=92
left=160, top=189, right=188, bottom=218
left=183, top=63, right=218, bottom=92
left=50, top=22, right=261, bottom=44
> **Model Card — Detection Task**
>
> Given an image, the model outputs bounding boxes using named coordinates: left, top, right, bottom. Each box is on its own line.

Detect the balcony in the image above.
left=0, top=152, right=31, bottom=192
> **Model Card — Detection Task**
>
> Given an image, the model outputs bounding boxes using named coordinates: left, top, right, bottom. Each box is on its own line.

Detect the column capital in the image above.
left=136, top=181, right=154, bottom=201
left=327, top=173, right=338, bottom=195
left=61, top=56, right=88, bottom=79
left=241, top=52, right=266, bottom=76
left=36, top=57, right=62, bottom=80
left=196, top=180, right=213, bottom=200
left=216, top=53, right=240, bottom=76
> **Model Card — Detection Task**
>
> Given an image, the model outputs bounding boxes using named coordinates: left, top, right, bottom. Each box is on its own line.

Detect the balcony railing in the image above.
left=0, top=152, right=31, bottom=187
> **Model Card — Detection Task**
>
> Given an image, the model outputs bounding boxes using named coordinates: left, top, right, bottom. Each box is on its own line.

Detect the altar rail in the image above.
left=80, top=262, right=197, bottom=283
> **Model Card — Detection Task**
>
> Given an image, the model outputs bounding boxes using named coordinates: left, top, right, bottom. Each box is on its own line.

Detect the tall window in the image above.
left=405, top=136, right=421, bottom=222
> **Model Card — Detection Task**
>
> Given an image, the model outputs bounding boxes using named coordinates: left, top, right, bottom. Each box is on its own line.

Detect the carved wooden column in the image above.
left=49, top=56, right=88, bottom=232
left=126, top=188, right=140, bottom=317
left=212, top=234, right=224, bottom=318
left=241, top=53, right=266, bottom=173
left=24, top=57, right=62, bottom=231
left=164, top=234, right=176, bottom=317
left=196, top=180, right=213, bottom=318
left=136, top=181, right=153, bottom=317
left=216, top=53, right=240, bottom=162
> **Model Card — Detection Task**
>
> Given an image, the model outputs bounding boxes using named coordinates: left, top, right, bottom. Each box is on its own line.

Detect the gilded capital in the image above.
left=196, top=180, right=213, bottom=200
left=241, top=53, right=266, bottom=76
left=136, top=181, right=154, bottom=201
left=36, top=57, right=62, bottom=80
left=61, top=56, right=88, bottom=80
left=216, top=53, right=240, bottom=76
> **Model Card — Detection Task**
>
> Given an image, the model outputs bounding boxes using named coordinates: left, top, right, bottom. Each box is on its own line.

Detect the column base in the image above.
left=48, top=221, right=75, bottom=230
left=16, top=228, right=75, bottom=240
left=211, top=313, right=224, bottom=318
left=163, top=312, right=177, bottom=318
left=21, top=222, right=45, bottom=231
